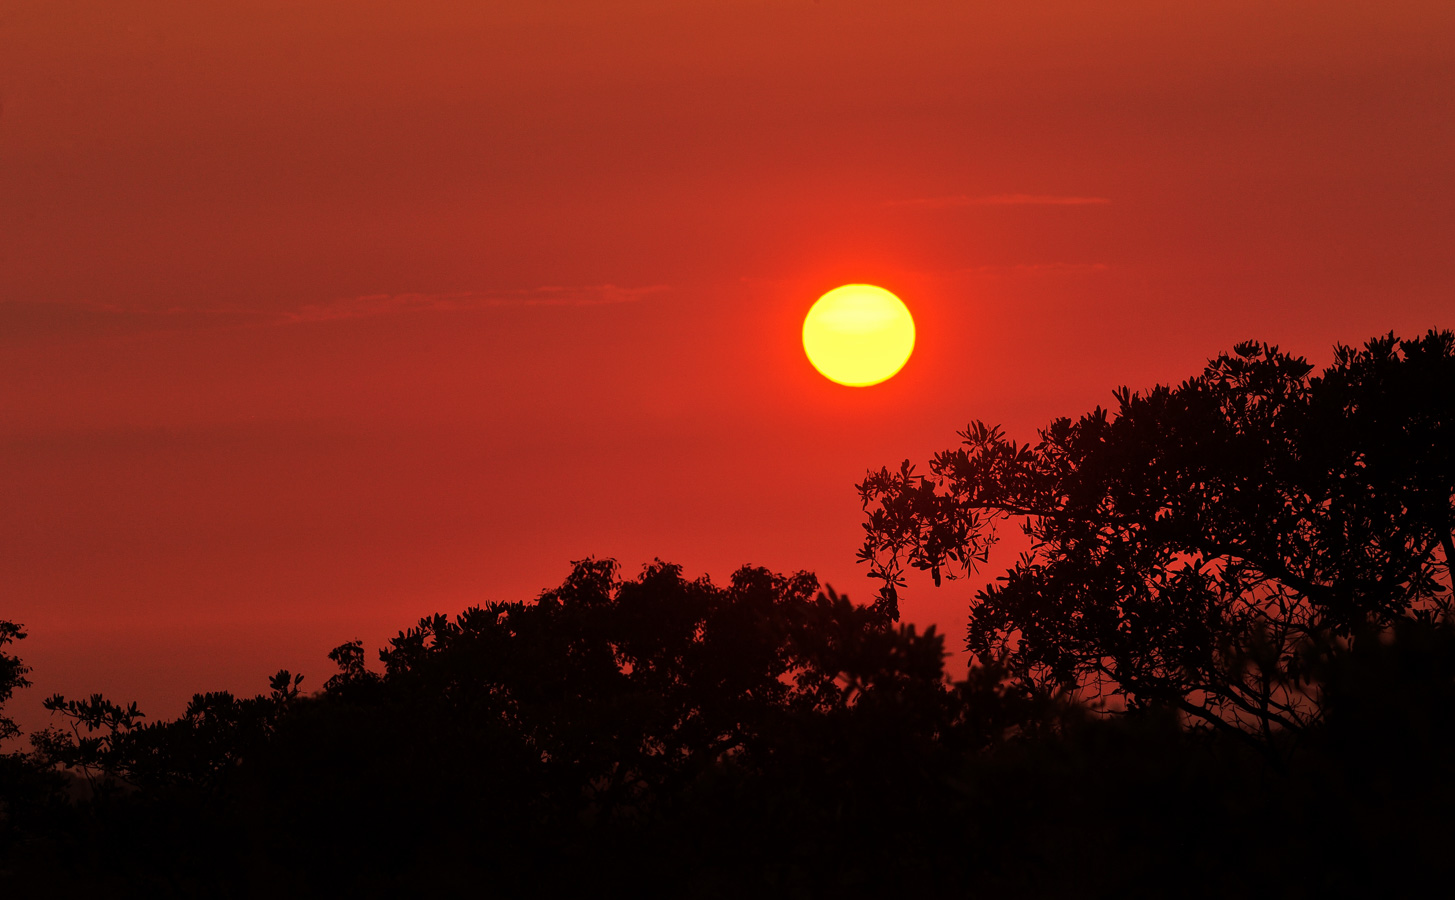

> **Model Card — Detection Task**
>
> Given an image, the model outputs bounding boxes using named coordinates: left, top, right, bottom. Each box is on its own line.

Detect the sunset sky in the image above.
left=3, top=1, right=1452, bottom=735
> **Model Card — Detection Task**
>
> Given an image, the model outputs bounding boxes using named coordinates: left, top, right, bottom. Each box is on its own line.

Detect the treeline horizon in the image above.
left=2, top=329, right=1452, bottom=897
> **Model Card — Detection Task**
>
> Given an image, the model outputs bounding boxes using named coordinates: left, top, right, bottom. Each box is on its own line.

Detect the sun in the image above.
left=802, top=284, right=916, bottom=387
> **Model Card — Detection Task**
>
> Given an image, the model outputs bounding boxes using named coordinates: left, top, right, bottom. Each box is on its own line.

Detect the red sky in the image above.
left=2, top=1, right=1452, bottom=736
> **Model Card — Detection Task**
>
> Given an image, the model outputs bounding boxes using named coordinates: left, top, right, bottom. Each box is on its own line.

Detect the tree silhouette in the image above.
left=17, top=561, right=994, bottom=895
left=7, top=543, right=1455, bottom=893
left=0, top=622, right=28, bottom=746
left=32, top=670, right=303, bottom=792
left=859, top=331, right=1455, bottom=746
left=1, top=622, right=70, bottom=877
left=297, top=559, right=963, bottom=824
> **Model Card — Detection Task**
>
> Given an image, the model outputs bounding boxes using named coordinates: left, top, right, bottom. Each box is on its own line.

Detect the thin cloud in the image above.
left=0, top=285, right=670, bottom=343
left=887, top=193, right=1111, bottom=209
left=954, top=262, right=1111, bottom=277
left=736, top=264, right=1109, bottom=293
left=286, top=284, right=670, bottom=323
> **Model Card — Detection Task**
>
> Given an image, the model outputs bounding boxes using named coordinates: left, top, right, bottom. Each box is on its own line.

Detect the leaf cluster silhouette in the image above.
left=1, top=331, right=1453, bottom=897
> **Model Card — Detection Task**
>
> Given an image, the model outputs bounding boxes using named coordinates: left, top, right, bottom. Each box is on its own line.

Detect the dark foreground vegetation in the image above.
left=3, top=331, right=1452, bottom=898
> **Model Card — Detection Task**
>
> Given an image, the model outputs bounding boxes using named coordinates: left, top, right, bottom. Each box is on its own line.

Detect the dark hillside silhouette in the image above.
left=2, top=331, right=1454, bottom=896
left=860, top=330, right=1455, bottom=749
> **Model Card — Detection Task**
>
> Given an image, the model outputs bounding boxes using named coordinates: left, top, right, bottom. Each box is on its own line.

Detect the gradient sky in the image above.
left=3, top=1, right=1452, bottom=736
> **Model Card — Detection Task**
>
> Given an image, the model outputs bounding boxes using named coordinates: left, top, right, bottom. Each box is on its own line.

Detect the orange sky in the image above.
left=2, top=1, right=1452, bottom=736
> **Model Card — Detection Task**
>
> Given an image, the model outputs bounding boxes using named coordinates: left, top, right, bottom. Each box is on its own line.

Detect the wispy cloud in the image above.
left=964, top=262, right=1110, bottom=275
left=894, top=262, right=1110, bottom=283
left=886, top=193, right=1111, bottom=209
left=285, top=284, right=670, bottom=323
left=0, top=285, right=670, bottom=346
left=735, top=263, right=1108, bottom=295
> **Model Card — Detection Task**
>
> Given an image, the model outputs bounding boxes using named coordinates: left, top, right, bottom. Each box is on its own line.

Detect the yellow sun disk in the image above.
left=802, top=285, right=916, bottom=386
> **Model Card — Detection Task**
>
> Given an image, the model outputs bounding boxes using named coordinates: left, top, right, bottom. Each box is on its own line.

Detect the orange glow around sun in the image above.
left=802, top=284, right=916, bottom=387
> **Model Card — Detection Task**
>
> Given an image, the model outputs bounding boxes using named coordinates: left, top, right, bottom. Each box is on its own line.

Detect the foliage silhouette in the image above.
left=13, top=561, right=1006, bottom=896
left=859, top=331, right=1455, bottom=746
left=0, top=623, right=69, bottom=883
left=0, top=622, right=30, bottom=746
left=4, top=553, right=1455, bottom=895
left=34, top=671, right=304, bottom=793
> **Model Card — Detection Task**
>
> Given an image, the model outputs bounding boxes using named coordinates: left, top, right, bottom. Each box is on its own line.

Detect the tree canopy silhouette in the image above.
left=19, top=561, right=1006, bottom=895
left=7, top=449, right=1455, bottom=895
left=859, top=330, right=1455, bottom=744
